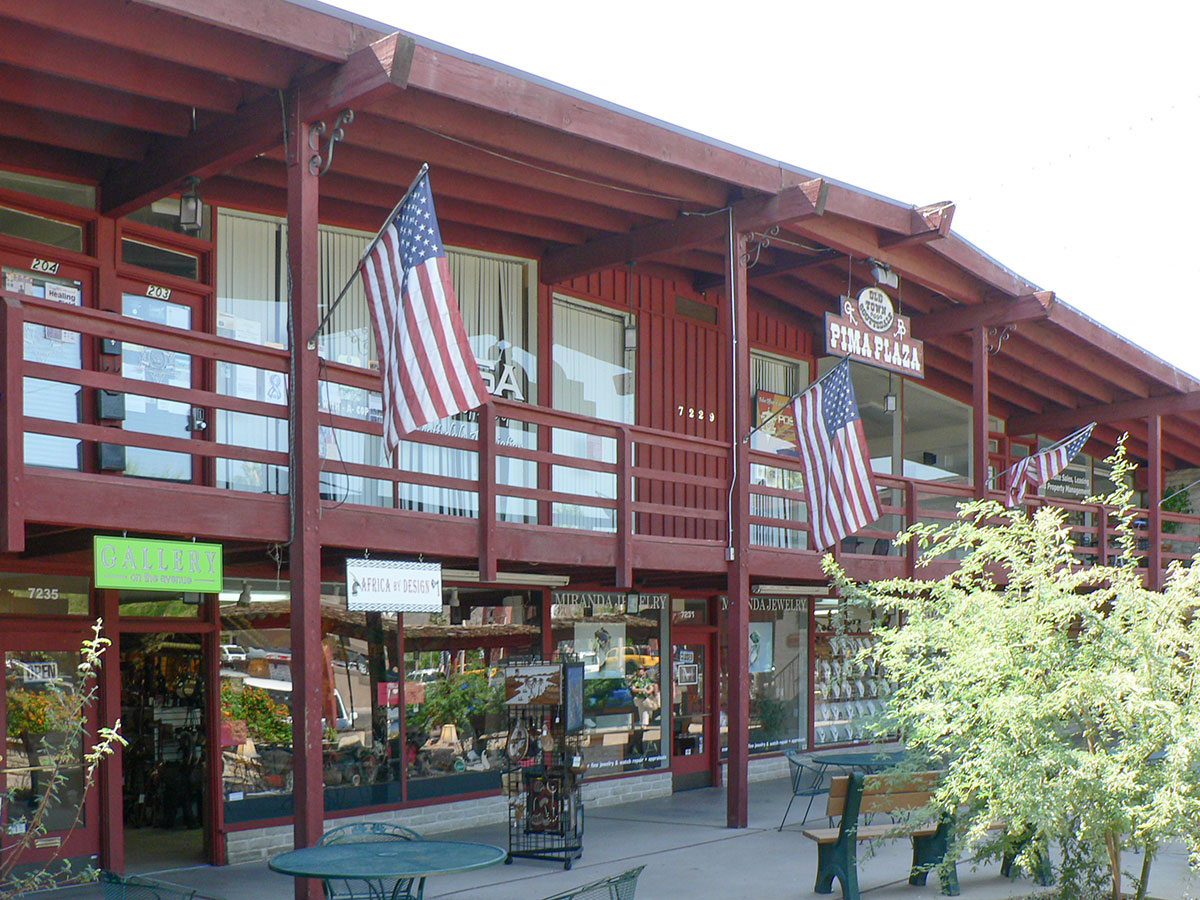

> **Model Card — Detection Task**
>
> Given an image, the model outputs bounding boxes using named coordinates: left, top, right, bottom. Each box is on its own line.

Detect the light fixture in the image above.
left=237, top=580, right=251, bottom=607
left=884, top=393, right=897, bottom=412
left=868, top=259, right=899, bottom=290
left=179, top=176, right=203, bottom=234
left=442, top=568, right=570, bottom=587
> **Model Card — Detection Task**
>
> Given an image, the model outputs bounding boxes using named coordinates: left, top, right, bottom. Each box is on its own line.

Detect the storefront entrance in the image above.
left=1, top=628, right=101, bottom=872
left=669, top=628, right=716, bottom=790
left=118, top=633, right=209, bottom=871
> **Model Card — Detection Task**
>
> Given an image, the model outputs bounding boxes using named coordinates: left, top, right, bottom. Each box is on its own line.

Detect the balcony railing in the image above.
left=3, top=288, right=1193, bottom=584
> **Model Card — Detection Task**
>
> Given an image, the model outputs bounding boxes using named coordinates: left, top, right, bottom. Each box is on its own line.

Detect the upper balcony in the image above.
left=4, top=285, right=1195, bottom=590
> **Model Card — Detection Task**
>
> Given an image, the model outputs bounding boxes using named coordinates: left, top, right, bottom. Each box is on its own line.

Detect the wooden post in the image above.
left=97, top=590, right=121, bottom=870
left=972, top=325, right=990, bottom=500
left=617, top=425, right=633, bottom=588
left=724, top=225, right=750, bottom=829
left=0, top=295, right=24, bottom=552
left=286, top=87, right=325, bottom=900
left=479, top=401, right=497, bottom=581
left=1147, top=414, right=1162, bottom=590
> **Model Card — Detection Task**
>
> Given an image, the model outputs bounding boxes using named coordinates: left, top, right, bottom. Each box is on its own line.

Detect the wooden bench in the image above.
left=802, top=773, right=1051, bottom=900
left=802, top=771, right=958, bottom=900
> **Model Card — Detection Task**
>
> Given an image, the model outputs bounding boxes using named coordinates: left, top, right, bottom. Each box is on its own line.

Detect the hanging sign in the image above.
left=93, top=536, right=222, bottom=592
left=825, top=289, right=924, bottom=379
left=346, top=558, right=442, bottom=613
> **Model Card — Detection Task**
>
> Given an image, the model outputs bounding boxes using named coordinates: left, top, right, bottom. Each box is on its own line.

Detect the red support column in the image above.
left=1147, top=414, right=1162, bottom=590
left=286, top=89, right=325, bottom=900
left=479, top=401, right=497, bottom=581
left=724, top=223, right=750, bottom=829
left=616, top=425, right=632, bottom=588
left=0, top=295, right=24, bottom=552
left=972, top=325, right=990, bottom=500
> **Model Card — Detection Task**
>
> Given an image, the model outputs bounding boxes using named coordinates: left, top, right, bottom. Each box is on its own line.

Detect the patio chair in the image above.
left=317, top=822, right=425, bottom=900
left=537, top=865, right=645, bottom=900
left=100, top=871, right=226, bottom=900
left=778, top=750, right=828, bottom=831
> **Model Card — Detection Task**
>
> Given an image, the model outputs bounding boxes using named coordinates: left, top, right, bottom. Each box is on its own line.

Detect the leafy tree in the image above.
left=0, top=621, right=125, bottom=899
left=824, top=440, right=1200, bottom=900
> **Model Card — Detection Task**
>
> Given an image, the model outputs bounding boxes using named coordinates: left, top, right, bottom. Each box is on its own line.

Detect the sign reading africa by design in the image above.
left=824, top=287, right=924, bottom=379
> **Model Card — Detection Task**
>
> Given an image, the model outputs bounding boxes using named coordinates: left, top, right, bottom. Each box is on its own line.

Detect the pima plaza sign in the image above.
left=824, top=288, right=924, bottom=379
left=94, top=536, right=222, bottom=592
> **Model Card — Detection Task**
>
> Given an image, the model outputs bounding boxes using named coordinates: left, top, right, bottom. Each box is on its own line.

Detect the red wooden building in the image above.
left=2, top=0, right=1199, bottom=878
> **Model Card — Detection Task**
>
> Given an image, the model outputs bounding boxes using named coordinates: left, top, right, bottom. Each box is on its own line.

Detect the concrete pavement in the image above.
left=41, top=775, right=1199, bottom=899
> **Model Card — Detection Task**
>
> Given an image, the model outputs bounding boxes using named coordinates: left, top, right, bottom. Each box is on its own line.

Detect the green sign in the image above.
left=93, top=536, right=223, bottom=593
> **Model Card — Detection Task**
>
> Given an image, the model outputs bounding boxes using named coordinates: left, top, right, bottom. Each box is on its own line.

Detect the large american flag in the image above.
left=361, top=171, right=488, bottom=455
left=1004, top=422, right=1095, bottom=507
left=792, top=359, right=881, bottom=551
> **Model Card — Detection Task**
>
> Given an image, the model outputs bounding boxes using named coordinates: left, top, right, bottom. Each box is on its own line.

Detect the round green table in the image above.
left=269, top=839, right=507, bottom=900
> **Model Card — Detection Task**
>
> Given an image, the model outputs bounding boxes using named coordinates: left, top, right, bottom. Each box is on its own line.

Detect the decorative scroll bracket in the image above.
left=739, top=225, right=780, bottom=270
left=988, top=324, right=1011, bottom=355
left=308, top=108, right=355, bottom=177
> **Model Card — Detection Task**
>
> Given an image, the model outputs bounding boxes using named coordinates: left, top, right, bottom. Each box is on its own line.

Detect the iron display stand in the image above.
left=502, top=656, right=585, bottom=870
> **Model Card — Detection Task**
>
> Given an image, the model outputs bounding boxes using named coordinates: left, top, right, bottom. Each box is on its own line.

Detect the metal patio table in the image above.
left=813, top=746, right=907, bottom=775
left=269, top=839, right=508, bottom=900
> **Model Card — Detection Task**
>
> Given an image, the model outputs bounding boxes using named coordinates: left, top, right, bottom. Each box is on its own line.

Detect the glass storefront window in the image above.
left=0, top=206, right=83, bottom=252
left=0, top=573, right=89, bottom=615
left=903, top=379, right=971, bottom=484
left=811, top=596, right=891, bottom=748
left=750, top=352, right=807, bottom=549
left=118, top=590, right=204, bottom=618
left=718, top=596, right=809, bottom=758
left=121, top=238, right=200, bottom=281
left=551, top=594, right=665, bottom=776
left=0, top=171, right=95, bottom=209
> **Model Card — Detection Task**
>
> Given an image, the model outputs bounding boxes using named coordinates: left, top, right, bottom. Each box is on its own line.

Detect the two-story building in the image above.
left=2, top=0, right=1199, bottom=876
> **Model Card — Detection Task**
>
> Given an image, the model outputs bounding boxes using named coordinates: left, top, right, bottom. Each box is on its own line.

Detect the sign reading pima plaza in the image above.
left=94, top=536, right=223, bottom=592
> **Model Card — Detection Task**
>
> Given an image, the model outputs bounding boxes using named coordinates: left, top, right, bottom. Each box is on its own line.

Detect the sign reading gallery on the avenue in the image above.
left=346, top=558, right=442, bottom=613
left=93, top=536, right=223, bottom=592
left=824, top=288, right=925, bottom=379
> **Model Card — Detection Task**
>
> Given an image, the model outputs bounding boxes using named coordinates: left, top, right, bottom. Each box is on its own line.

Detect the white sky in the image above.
left=332, top=0, right=1200, bottom=378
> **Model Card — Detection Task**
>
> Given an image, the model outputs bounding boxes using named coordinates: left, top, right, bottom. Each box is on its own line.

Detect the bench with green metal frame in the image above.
left=536, top=865, right=645, bottom=900
left=317, top=822, right=425, bottom=900
left=100, top=871, right=226, bottom=900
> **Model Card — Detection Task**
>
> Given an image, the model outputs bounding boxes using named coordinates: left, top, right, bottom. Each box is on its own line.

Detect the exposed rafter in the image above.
left=1009, top=391, right=1200, bottom=436
left=879, top=201, right=955, bottom=249
left=540, top=178, right=827, bottom=285
left=914, top=291, right=1055, bottom=339
left=100, top=31, right=415, bottom=217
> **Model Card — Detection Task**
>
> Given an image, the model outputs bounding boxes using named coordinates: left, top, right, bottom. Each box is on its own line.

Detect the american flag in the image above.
left=361, top=171, right=488, bottom=455
left=1004, top=422, right=1095, bottom=507
left=792, top=359, right=881, bottom=551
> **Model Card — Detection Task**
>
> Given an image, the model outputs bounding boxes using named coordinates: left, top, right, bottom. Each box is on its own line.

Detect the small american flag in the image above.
left=792, top=359, right=881, bottom=551
left=1004, top=422, right=1095, bottom=507
left=361, top=171, right=488, bottom=455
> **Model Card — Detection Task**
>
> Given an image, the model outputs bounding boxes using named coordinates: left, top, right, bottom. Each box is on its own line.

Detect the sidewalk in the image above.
left=46, top=775, right=1198, bottom=899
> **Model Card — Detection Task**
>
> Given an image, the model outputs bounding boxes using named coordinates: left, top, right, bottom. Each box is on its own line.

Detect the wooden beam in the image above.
left=0, top=18, right=244, bottom=113
left=915, top=291, right=1056, bottom=339
left=100, top=31, right=415, bottom=216
left=0, top=0, right=305, bottom=88
left=879, top=201, right=955, bottom=249
left=1008, top=389, right=1200, bottom=436
left=0, top=100, right=149, bottom=161
left=540, top=178, right=826, bottom=284
left=130, top=0, right=379, bottom=61
left=694, top=248, right=840, bottom=293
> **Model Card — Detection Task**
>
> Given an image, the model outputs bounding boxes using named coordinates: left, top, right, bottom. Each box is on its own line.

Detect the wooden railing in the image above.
left=6, top=287, right=1196, bottom=584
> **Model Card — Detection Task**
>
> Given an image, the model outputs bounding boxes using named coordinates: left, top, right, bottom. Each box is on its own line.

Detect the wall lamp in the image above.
left=179, top=176, right=203, bottom=234
left=868, top=259, right=899, bottom=290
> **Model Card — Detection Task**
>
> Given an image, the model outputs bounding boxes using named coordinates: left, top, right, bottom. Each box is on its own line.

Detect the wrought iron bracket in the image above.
left=988, top=325, right=1011, bottom=355
left=308, top=108, right=354, bottom=177
left=739, top=225, right=780, bottom=270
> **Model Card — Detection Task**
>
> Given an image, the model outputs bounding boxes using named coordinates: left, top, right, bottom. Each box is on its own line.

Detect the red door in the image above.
left=0, top=629, right=101, bottom=872
left=669, top=628, right=716, bottom=789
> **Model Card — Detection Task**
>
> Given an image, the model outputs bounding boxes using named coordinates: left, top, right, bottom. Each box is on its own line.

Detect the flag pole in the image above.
left=306, top=162, right=430, bottom=350
left=742, top=354, right=851, bottom=444
left=984, top=421, right=1094, bottom=487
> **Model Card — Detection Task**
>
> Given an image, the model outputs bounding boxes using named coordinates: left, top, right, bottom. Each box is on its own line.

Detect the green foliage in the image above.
left=824, top=438, right=1200, bottom=900
left=754, top=695, right=788, bottom=739
left=220, top=682, right=292, bottom=745
left=417, top=672, right=502, bottom=734
left=1, top=620, right=126, bottom=900
left=1160, top=485, right=1193, bottom=534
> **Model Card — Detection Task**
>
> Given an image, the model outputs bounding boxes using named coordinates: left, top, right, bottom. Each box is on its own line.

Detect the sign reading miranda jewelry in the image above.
left=94, top=536, right=222, bottom=592
left=346, top=558, right=442, bottom=613
left=824, top=288, right=924, bottom=379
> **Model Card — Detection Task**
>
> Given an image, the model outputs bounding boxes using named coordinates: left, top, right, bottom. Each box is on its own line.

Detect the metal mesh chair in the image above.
left=100, top=871, right=225, bottom=900
left=778, top=750, right=828, bottom=831
left=317, top=822, right=425, bottom=900
left=537, top=866, right=645, bottom=900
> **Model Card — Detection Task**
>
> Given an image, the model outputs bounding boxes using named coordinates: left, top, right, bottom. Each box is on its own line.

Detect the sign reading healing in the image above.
left=346, top=558, right=442, bottom=613
left=824, top=288, right=924, bottom=379
left=94, top=536, right=222, bottom=592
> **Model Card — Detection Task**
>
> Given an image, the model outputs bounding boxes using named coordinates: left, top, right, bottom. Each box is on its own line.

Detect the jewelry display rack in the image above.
left=811, top=633, right=892, bottom=746
left=502, top=656, right=585, bottom=870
